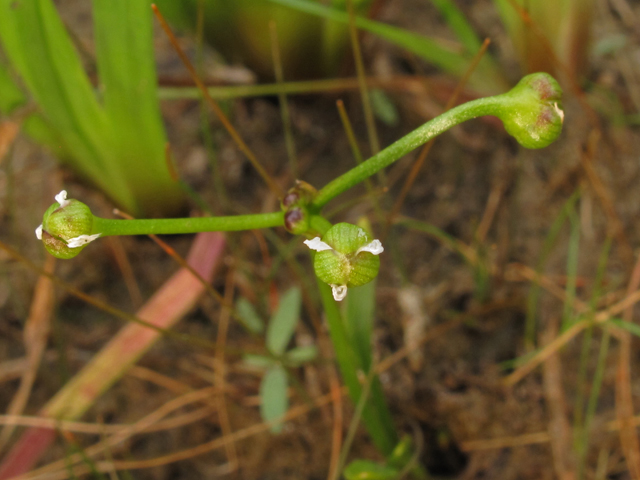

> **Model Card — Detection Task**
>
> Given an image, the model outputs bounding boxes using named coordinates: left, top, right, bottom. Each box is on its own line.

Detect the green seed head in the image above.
left=498, top=72, right=564, bottom=149
left=305, top=223, right=383, bottom=301
left=36, top=191, right=99, bottom=259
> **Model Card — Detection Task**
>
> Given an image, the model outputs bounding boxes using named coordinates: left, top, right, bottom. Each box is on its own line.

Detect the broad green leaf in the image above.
left=343, top=460, right=399, bottom=480
left=260, top=365, right=289, bottom=433
left=236, top=297, right=265, bottom=334
left=284, top=345, right=318, bottom=365
left=0, top=0, right=184, bottom=216
left=0, top=61, right=27, bottom=113
left=92, top=0, right=184, bottom=216
left=0, top=0, right=113, bottom=187
left=0, top=60, right=60, bottom=150
left=266, top=287, right=302, bottom=356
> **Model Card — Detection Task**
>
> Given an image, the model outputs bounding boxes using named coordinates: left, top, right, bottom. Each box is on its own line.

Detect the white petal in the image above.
left=54, top=190, right=70, bottom=208
left=330, top=284, right=348, bottom=301
left=66, top=233, right=101, bottom=248
left=304, top=237, right=333, bottom=252
left=553, top=102, right=564, bottom=123
left=35, top=224, right=43, bottom=240
left=356, top=239, right=384, bottom=256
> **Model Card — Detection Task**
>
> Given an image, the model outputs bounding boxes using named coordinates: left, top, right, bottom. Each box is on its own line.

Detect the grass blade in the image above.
left=269, top=0, right=507, bottom=93
left=318, top=280, right=397, bottom=456
left=92, top=0, right=184, bottom=215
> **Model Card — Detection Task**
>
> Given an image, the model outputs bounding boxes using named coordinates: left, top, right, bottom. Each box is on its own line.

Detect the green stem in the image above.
left=317, top=280, right=398, bottom=455
left=312, top=95, right=502, bottom=208
left=92, top=211, right=284, bottom=236
left=309, top=214, right=332, bottom=236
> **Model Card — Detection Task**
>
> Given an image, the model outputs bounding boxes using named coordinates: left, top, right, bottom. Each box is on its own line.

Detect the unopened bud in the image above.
left=36, top=190, right=100, bottom=259
left=497, top=72, right=564, bottom=149
left=281, top=180, right=318, bottom=235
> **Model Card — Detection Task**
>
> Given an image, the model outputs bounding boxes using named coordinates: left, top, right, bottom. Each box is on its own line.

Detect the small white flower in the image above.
left=54, top=190, right=70, bottom=208
left=35, top=224, right=43, bottom=240
left=330, top=284, right=348, bottom=302
left=66, top=233, right=101, bottom=248
left=305, top=232, right=384, bottom=302
left=355, top=239, right=384, bottom=256
left=304, top=237, right=333, bottom=252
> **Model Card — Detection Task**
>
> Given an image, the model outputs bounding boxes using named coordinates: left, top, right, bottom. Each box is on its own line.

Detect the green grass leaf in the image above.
left=344, top=282, right=376, bottom=369
left=344, top=459, right=399, bottom=480
left=269, top=0, right=507, bottom=93
left=0, top=0, right=184, bottom=216
left=606, top=319, right=640, bottom=338
left=266, top=287, right=301, bottom=356
left=260, top=365, right=289, bottom=433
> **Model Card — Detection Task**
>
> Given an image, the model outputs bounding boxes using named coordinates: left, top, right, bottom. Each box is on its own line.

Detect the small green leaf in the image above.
left=370, top=89, right=399, bottom=127
left=387, top=435, right=414, bottom=469
left=343, top=459, right=399, bottom=480
left=284, top=345, right=318, bottom=365
left=266, top=287, right=302, bottom=356
left=243, top=354, right=275, bottom=370
left=236, top=297, right=265, bottom=334
left=260, top=365, right=289, bottom=433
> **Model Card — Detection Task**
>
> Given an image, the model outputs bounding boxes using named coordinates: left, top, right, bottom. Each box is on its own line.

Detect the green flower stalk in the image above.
left=36, top=191, right=284, bottom=259
left=36, top=73, right=564, bottom=262
left=312, top=72, right=564, bottom=208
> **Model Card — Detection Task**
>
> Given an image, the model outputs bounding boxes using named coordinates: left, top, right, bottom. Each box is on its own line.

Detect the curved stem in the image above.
left=92, top=211, right=284, bottom=236
left=312, top=95, right=503, bottom=208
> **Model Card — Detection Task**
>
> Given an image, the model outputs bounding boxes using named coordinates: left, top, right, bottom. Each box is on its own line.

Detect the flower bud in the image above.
left=36, top=190, right=100, bottom=259
left=304, top=223, right=383, bottom=301
left=281, top=180, right=318, bottom=235
left=498, top=72, right=564, bottom=149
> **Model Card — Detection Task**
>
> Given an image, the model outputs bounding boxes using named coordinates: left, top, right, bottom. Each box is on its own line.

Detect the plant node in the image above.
left=281, top=180, right=317, bottom=235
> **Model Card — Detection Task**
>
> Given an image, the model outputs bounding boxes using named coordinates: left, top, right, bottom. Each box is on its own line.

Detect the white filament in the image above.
left=330, top=284, right=348, bottom=301
left=304, top=237, right=333, bottom=252
left=54, top=190, right=70, bottom=208
left=355, top=239, right=384, bottom=256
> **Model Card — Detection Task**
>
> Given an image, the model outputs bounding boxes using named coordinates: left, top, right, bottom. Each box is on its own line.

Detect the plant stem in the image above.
left=317, top=280, right=398, bottom=455
left=92, top=211, right=284, bottom=236
left=312, top=95, right=504, bottom=208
